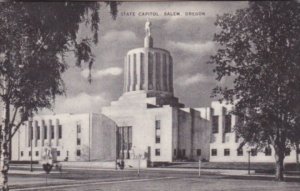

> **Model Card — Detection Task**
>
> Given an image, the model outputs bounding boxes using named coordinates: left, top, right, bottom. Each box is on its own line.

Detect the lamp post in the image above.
left=137, top=154, right=141, bottom=177
left=246, top=149, right=251, bottom=175
left=29, top=113, right=33, bottom=172
left=198, top=157, right=201, bottom=177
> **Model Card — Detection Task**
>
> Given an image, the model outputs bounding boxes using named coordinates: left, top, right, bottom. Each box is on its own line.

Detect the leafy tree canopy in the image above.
left=0, top=2, right=118, bottom=190
left=209, top=1, right=300, bottom=180
left=0, top=2, right=117, bottom=120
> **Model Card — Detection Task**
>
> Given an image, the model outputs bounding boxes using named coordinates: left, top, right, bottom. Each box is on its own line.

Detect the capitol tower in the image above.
left=102, top=21, right=210, bottom=164
left=122, top=20, right=183, bottom=107
left=124, top=20, right=173, bottom=95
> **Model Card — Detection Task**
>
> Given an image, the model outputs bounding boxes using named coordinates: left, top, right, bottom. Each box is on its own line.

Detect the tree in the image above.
left=208, top=1, right=300, bottom=181
left=0, top=2, right=117, bottom=190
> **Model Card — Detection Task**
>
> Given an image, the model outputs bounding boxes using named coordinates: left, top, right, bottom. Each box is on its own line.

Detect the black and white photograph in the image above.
left=0, top=1, right=299, bottom=191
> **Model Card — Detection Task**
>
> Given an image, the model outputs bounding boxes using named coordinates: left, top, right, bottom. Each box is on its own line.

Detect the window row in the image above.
left=21, top=150, right=61, bottom=157
left=212, top=115, right=232, bottom=134
left=30, top=125, right=62, bottom=140
left=210, top=147, right=292, bottom=157
left=20, top=150, right=83, bottom=158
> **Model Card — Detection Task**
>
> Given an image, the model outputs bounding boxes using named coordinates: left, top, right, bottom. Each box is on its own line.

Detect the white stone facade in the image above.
left=11, top=113, right=117, bottom=162
left=102, top=92, right=210, bottom=163
left=102, top=21, right=211, bottom=163
left=208, top=101, right=299, bottom=163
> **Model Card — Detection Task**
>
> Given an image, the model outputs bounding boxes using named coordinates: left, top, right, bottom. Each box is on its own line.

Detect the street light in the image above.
left=137, top=154, right=141, bottom=177
left=246, top=148, right=252, bottom=175
left=198, top=157, right=201, bottom=177
left=29, top=113, right=33, bottom=172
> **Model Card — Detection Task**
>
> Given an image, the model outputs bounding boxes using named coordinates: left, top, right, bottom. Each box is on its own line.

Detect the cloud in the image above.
left=102, top=30, right=138, bottom=42
left=81, top=67, right=123, bottom=80
left=176, top=73, right=213, bottom=86
left=54, top=92, right=109, bottom=114
left=167, top=41, right=215, bottom=55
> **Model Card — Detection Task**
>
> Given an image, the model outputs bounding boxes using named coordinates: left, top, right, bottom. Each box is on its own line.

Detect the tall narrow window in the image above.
left=212, top=116, right=219, bottom=133
left=51, top=125, right=54, bottom=139
left=155, top=120, right=161, bottom=143
left=30, top=125, right=33, bottom=140
left=224, top=115, right=231, bottom=133
left=44, top=126, right=47, bottom=139
left=58, top=125, right=62, bottom=139
left=77, top=123, right=81, bottom=133
left=36, top=126, right=40, bottom=140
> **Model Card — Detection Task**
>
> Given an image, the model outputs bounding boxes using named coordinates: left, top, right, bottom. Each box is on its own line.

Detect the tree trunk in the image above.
left=0, top=123, right=9, bottom=190
left=274, top=147, right=285, bottom=181
left=0, top=138, right=9, bottom=191
left=296, top=142, right=300, bottom=171
left=0, top=89, right=10, bottom=191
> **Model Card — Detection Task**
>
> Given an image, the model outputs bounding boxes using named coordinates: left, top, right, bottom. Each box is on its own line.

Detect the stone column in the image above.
left=132, top=53, right=137, bottom=91
left=144, top=51, right=149, bottom=91
left=55, top=119, right=59, bottom=146
left=48, top=120, right=52, bottom=146
left=221, top=107, right=226, bottom=143
left=169, top=56, right=173, bottom=93
left=152, top=52, right=157, bottom=91
left=166, top=55, right=170, bottom=92
left=121, top=127, right=124, bottom=159
left=27, top=121, right=31, bottom=147
left=136, top=52, right=141, bottom=90
left=127, top=55, right=131, bottom=92
left=124, top=56, right=127, bottom=92
left=160, top=53, right=165, bottom=91
left=41, top=120, right=45, bottom=147
left=140, top=52, right=144, bottom=90
left=129, top=55, right=133, bottom=91
left=126, top=127, right=130, bottom=159
left=156, top=53, right=161, bottom=91
left=33, top=121, right=37, bottom=147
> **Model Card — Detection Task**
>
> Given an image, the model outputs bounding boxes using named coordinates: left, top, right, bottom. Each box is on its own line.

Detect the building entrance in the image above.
left=117, top=126, right=132, bottom=159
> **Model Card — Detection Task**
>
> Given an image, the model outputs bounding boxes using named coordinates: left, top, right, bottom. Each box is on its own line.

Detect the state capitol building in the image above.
left=11, top=22, right=298, bottom=166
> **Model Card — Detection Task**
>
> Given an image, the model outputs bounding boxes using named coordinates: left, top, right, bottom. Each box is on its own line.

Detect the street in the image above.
left=7, top=167, right=300, bottom=191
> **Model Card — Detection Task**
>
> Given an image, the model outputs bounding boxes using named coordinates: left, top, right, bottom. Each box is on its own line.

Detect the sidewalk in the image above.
left=9, top=170, right=64, bottom=175
left=10, top=164, right=300, bottom=177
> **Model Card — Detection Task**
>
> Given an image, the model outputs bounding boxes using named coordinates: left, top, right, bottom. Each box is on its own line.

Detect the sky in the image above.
left=43, top=1, right=249, bottom=115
